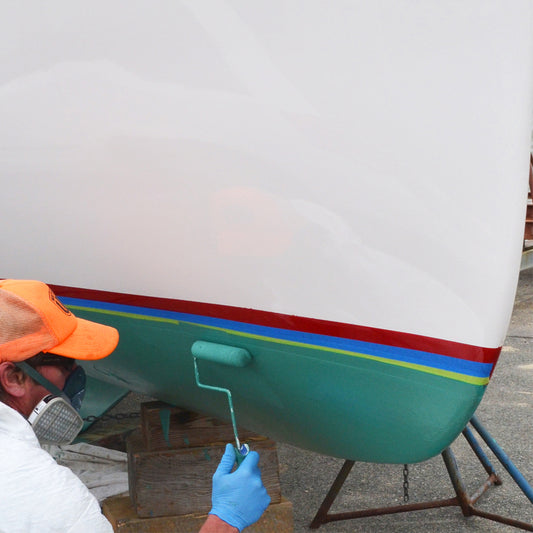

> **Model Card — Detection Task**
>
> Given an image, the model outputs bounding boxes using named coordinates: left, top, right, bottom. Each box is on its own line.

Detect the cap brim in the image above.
left=46, top=317, right=119, bottom=360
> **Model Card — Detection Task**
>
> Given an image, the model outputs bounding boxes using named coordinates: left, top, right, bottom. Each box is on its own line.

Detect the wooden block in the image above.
left=128, top=431, right=282, bottom=518
left=140, top=401, right=259, bottom=451
left=103, top=495, right=293, bottom=533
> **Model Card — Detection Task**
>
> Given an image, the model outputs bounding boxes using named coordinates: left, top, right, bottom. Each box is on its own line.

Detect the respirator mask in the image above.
left=16, top=361, right=86, bottom=445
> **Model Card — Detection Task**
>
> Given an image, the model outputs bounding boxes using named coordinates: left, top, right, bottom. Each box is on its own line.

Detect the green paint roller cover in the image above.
left=191, top=341, right=252, bottom=367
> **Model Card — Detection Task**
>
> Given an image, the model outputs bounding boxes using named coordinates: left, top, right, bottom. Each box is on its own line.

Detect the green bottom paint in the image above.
left=75, top=308, right=486, bottom=464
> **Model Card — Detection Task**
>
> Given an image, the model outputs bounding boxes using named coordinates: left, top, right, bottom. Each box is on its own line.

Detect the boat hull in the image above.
left=2, top=1, right=533, bottom=462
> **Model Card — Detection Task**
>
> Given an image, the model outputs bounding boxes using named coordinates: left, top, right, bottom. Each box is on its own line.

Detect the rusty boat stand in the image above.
left=310, top=415, right=533, bottom=531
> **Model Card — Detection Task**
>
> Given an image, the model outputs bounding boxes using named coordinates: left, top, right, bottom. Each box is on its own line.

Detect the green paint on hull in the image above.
left=74, top=307, right=486, bottom=463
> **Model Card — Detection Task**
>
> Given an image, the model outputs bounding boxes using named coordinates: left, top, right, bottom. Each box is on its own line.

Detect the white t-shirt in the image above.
left=0, top=401, right=112, bottom=533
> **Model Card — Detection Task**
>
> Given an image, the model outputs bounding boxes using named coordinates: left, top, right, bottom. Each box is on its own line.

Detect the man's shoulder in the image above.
left=0, top=401, right=40, bottom=446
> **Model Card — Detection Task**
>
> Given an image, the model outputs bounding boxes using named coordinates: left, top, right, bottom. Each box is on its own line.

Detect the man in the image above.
left=0, top=279, right=270, bottom=532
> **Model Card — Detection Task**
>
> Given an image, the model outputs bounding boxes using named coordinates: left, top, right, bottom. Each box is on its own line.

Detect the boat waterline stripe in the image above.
left=50, top=283, right=499, bottom=363
left=64, top=298, right=492, bottom=386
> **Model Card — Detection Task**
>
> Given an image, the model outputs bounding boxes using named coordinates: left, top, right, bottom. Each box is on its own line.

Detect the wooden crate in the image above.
left=128, top=403, right=282, bottom=518
left=103, top=495, right=293, bottom=533
left=140, top=401, right=260, bottom=451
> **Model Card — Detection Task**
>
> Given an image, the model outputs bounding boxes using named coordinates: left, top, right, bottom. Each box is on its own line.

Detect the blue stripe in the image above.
left=61, top=297, right=493, bottom=379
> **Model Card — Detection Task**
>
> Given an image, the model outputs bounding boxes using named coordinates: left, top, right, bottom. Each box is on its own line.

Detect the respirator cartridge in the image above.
left=28, top=394, right=84, bottom=444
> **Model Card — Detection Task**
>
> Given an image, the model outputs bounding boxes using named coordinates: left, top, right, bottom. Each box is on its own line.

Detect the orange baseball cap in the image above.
left=0, top=279, right=119, bottom=363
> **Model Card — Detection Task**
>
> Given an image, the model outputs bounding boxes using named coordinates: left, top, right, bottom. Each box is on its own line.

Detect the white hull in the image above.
left=2, top=0, right=532, bottom=350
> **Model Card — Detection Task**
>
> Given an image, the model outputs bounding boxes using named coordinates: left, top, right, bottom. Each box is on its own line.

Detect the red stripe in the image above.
left=50, top=283, right=501, bottom=365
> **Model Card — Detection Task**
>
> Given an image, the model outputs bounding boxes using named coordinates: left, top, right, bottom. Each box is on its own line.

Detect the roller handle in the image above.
left=191, top=341, right=252, bottom=368
left=235, top=443, right=250, bottom=466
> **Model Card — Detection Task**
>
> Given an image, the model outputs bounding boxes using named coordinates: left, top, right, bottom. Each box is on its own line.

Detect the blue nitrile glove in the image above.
left=209, top=443, right=271, bottom=531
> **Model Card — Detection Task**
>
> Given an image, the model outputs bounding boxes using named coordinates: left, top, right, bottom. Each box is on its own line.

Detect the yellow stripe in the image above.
left=69, top=305, right=488, bottom=386
left=186, top=322, right=489, bottom=386
left=68, top=305, right=180, bottom=325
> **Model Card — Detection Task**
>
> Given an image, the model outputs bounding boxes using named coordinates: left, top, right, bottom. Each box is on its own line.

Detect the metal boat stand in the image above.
left=310, top=415, right=533, bottom=531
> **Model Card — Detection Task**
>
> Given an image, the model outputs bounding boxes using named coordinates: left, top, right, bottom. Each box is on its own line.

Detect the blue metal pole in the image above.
left=470, top=415, right=533, bottom=504
left=462, top=426, right=501, bottom=482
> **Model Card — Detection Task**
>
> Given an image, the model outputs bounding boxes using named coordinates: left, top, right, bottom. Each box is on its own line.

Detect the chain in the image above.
left=83, top=412, right=140, bottom=423
left=403, top=464, right=409, bottom=502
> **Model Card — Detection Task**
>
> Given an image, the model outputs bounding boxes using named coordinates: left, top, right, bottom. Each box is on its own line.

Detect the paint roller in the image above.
left=191, top=340, right=252, bottom=463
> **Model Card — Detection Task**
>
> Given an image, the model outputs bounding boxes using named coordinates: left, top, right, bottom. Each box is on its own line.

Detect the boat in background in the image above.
left=1, top=1, right=532, bottom=462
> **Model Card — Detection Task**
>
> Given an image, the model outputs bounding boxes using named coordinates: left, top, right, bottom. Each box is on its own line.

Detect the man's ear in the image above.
left=0, top=362, right=28, bottom=397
